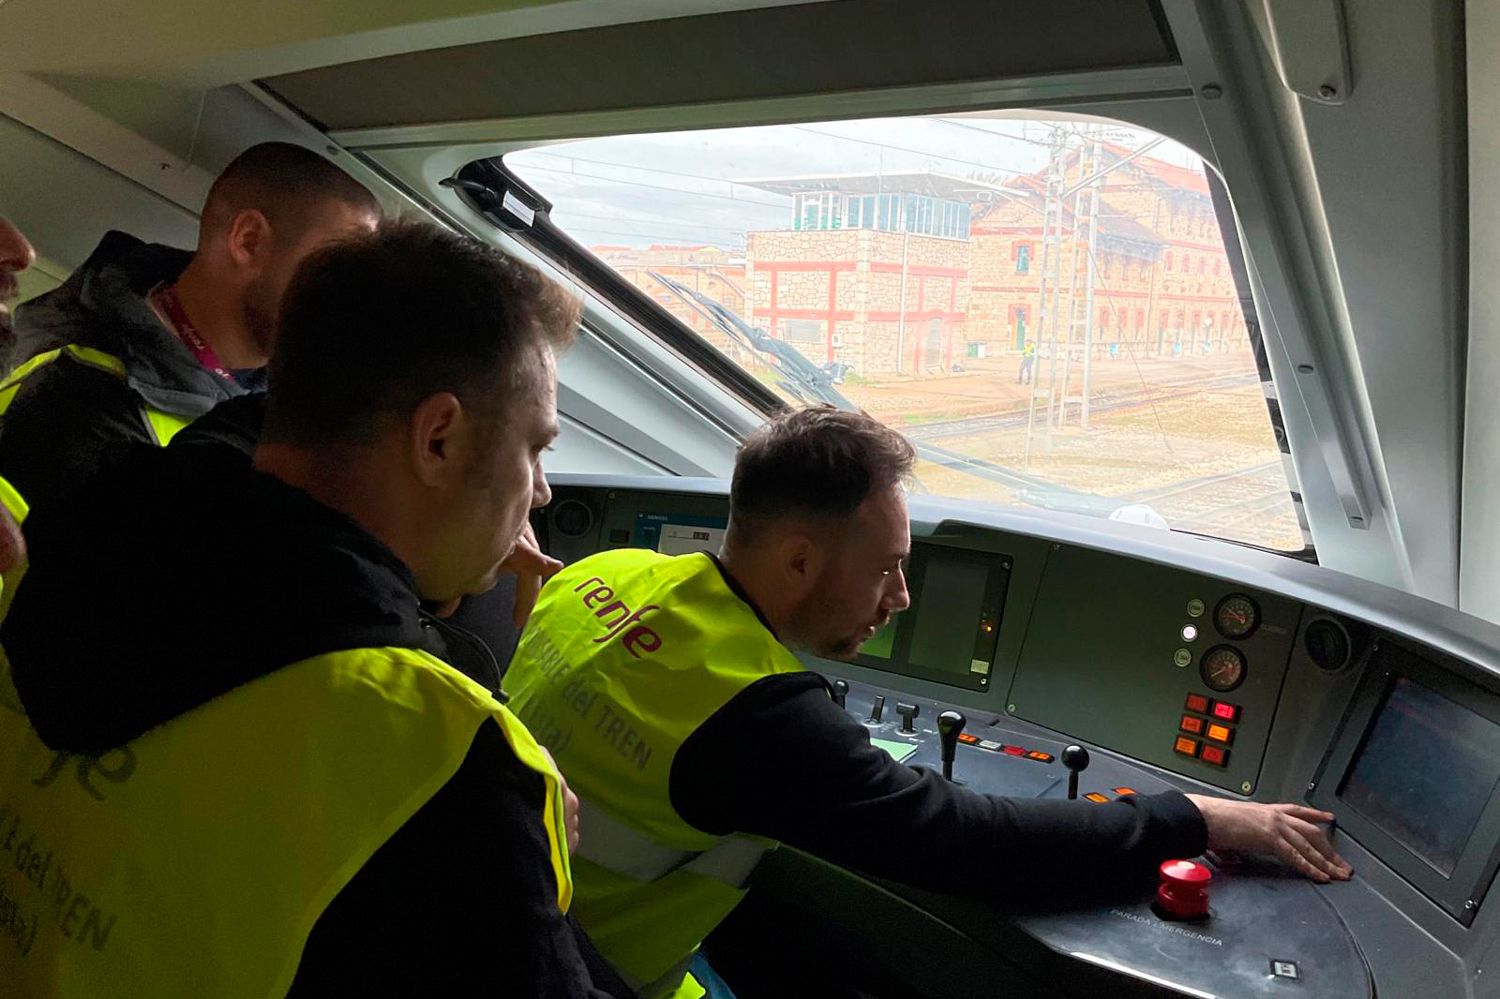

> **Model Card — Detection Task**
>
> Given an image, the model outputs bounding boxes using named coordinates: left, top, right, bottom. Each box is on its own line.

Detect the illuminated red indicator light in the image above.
left=1174, top=736, right=1200, bottom=757
left=1002, top=745, right=1025, bottom=756
left=1211, top=701, right=1240, bottom=722
left=1201, top=745, right=1229, bottom=767
left=1084, top=792, right=1110, bottom=803
left=1185, top=693, right=1210, bottom=713
left=1113, top=787, right=1138, bottom=796
left=1180, top=715, right=1204, bottom=735
left=1205, top=723, right=1234, bottom=745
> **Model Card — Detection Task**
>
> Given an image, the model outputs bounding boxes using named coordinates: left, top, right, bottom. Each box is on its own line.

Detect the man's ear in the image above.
left=776, top=529, right=822, bottom=593
left=409, top=392, right=464, bottom=487
left=224, top=209, right=273, bottom=270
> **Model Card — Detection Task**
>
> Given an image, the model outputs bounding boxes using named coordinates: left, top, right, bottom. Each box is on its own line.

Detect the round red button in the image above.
left=1156, top=859, right=1212, bottom=919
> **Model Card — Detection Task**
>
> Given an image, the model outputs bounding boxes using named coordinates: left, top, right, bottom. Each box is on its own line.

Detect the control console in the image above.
left=825, top=674, right=1373, bottom=998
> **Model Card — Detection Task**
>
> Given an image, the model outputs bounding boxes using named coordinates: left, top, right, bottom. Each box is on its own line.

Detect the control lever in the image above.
left=831, top=679, right=849, bottom=709
left=868, top=695, right=886, bottom=723
left=896, top=702, right=920, bottom=733
left=1062, top=745, right=1090, bottom=800
left=937, top=710, right=966, bottom=782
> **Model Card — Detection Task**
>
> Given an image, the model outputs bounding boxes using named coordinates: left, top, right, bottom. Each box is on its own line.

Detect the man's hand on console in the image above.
left=504, top=522, right=564, bottom=629
left=1185, top=795, right=1353, bottom=884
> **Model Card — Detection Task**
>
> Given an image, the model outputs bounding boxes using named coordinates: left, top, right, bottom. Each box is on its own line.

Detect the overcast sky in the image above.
left=506, top=115, right=1196, bottom=250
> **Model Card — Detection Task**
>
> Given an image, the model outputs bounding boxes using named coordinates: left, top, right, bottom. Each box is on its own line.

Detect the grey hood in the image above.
left=10, top=230, right=246, bottom=418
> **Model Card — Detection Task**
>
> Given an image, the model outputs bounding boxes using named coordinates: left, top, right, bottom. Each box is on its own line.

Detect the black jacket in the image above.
left=0, top=231, right=255, bottom=512
left=668, top=562, right=1209, bottom=902
left=2, top=438, right=618, bottom=997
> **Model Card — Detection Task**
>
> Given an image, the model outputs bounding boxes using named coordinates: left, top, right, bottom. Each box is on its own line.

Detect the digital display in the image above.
left=908, top=559, right=992, bottom=679
left=632, top=513, right=727, bottom=557
left=855, top=544, right=1010, bottom=691
left=1341, top=677, right=1500, bottom=876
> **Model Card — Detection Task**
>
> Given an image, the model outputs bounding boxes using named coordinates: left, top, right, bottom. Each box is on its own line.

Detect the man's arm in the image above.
left=289, top=718, right=624, bottom=997
left=671, top=674, right=1207, bottom=899
left=0, top=360, right=151, bottom=512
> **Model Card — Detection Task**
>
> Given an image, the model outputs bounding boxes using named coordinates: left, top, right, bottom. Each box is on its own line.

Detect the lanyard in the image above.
left=153, top=283, right=235, bottom=382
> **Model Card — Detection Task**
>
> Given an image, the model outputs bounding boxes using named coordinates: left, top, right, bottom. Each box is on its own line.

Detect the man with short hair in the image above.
left=504, top=405, right=1352, bottom=999
left=0, top=219, right=616, bottom=996
left=0, top=141, right=379, bottom=517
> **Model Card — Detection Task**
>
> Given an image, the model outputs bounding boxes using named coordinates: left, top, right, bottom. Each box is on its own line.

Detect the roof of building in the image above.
left=1101, top=142, right=1211, bottom=194
left=736, top=171, right=1010, bottom=200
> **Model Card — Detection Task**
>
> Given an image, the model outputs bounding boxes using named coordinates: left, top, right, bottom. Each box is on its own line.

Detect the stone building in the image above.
left=587, top=244, right=748, bottom=359
left=738, top=173, right=999, bottom=376
left=968, top=142, right=1244, bottom=356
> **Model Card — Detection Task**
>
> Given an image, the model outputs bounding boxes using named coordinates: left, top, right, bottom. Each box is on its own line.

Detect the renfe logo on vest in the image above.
left=573, top=576, right=662, bottom=657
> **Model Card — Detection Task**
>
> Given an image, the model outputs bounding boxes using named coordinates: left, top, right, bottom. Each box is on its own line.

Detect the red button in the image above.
left=1156, top=859, right=1212, bottom=919
left=1211, top=701, right=1240, bottom=722
left=1185, top=693, right=1210, bottom=713
left=1001, top=744, right=1025, bottom=756
left=1180, top=715, right=1204, bottom=735
left=1174, top=736, right=1200, bottom=757
left=1200, top=745, right=1229, bottom=767
left=1113, top=787, right=1138, bottom=796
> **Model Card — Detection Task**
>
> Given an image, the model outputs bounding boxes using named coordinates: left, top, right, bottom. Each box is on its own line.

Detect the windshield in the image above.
left=504, top=115, right=1308, bottom=553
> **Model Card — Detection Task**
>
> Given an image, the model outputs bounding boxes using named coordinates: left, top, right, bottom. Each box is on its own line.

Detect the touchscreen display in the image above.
left=1342, top=677, right=1500, bottom=876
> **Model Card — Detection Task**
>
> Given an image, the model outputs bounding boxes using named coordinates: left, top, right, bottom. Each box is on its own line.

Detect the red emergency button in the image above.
left=1156, top=859, right=1212, bottom=919
left=1185, top=693, right=1210, bottom=713
left=1211, top=701, right=1240, bottom=722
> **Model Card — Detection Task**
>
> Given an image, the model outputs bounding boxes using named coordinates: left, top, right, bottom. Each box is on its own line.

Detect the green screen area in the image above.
left=871, top=737, right=918, bottom=764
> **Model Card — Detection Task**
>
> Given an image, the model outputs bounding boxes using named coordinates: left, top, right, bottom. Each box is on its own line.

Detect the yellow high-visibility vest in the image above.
left=0, top=346, right=193, bottom=615
left=0, top=644, right=572, bottom=999
left=506, top=548, right=805, bottom=999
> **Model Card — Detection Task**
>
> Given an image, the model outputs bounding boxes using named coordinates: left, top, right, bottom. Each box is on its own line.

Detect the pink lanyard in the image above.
left=153, top=284, right=234, bottom=382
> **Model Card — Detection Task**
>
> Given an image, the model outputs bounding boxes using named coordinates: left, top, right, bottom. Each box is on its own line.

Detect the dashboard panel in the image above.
left=535, top=473, right=1500, bottom=998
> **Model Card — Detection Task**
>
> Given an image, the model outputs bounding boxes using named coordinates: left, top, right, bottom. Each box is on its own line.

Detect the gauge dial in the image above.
left=1214, top=594, right=1260, bottom=640
left=1200, top=645, right=1247, bottom=692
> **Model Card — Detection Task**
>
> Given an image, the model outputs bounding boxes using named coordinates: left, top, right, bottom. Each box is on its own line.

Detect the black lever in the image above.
left=831, top=679, right=849, bottom=709
left=895, top=702, right=920, bottom=733
left=937, top=710, right=966, bottom=782
left=868, top=695, right=886, bottom=723
left=1062, top=745, right=1090, bottom=800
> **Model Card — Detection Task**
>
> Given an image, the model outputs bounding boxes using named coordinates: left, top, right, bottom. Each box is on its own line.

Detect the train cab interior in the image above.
left=1, top=0, right=1496, bottom=995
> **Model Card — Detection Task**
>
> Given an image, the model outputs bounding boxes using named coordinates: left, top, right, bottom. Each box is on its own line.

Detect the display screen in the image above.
left=1341, top=677, right=1500, bottom=876
left=633, top=513, right=727, bottom=557
left=855, top=544, right=1009, bottom=691
left=908, top=559, right=993, bottom=679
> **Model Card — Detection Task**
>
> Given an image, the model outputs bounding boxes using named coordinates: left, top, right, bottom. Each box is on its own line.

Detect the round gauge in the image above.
left=1200, top=645, right=1247, bottom=692
left=551, top=498, right=595, bottom=538
left=1214, top=594, right=1260, bottom=640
